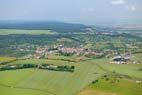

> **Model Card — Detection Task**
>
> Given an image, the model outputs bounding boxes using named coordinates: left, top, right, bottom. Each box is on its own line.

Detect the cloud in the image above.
left=111, top=0, right=136, bottom=11
left=125, top=5, right=136, bottom=11
left=111, top=0, right=125, bottom=5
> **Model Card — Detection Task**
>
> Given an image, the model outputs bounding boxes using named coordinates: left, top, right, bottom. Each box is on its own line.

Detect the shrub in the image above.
left=105, top=78, right=110, bottom=81
left=92, top=80, right=98, bottom=84
left=138, top=68, right=142, bottom=71
left=103, top=75, right=107, bottom=77
left=71, top=66, right=75, bottom=69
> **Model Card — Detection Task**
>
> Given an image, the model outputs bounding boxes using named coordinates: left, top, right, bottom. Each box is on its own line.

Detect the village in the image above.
left=18, top=44, right=141, bottom=65
left=32, top=45, right=104, bottom=59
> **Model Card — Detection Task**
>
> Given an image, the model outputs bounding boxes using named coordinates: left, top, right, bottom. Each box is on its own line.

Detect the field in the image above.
left=0, top=28, right=142, bottom=95
left=77, top=55, right=142, bottom=95
left=0, top=57, right=142, bottom=95
left=0, top=59, right=105, bottom=95
left=78, top=78, right=142, bottom=95
left=0, top=57, right=17, bottom=64
left=93, top=58, right=142, bottom=79
left=0, top=29, right=57, bottom=35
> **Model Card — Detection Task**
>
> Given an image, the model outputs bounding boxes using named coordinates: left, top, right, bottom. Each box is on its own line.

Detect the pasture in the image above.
left=78, top=77, right=142, bottom=95
left=0, top=57, right=17, bottom=64
left=92, top=58, right=142, bottom=79
left=0, top=58, right=141, bottom=95
left=0, top=59, right=105, bottom=95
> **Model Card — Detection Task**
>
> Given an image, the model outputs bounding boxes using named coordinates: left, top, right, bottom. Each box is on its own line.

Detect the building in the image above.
left=34, top=48, right=48, bottom=59
left=58, top=48, right=84, bottom=55
left=110, top=55, right=131, bottom=64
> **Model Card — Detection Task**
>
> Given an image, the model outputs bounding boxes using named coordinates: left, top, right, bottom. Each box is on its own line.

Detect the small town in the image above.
left=15, top=44, right=141, bottom=65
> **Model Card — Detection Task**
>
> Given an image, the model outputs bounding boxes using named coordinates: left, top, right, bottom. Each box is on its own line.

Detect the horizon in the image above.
left=0, top=19, right=142, bottom=26
left=0, top=0, right=142, bottom=25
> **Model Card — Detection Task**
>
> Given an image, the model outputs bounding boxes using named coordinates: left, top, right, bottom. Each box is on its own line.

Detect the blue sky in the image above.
left=0, top=0, right=141, bottom=25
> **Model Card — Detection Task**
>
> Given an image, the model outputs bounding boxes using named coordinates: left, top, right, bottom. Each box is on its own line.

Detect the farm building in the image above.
left=110, top=55, right=131, bottom=64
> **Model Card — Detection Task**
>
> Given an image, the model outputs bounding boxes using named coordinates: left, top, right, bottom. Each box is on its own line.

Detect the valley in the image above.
left=0, top=22, right=142, bottom=95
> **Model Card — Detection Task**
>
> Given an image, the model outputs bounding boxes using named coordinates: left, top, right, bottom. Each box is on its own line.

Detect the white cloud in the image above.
left=111, top=0, right=136, bottom=12
left=111, top=0, right=125, bottom=5
left=125, top=5, right=136, bottom=11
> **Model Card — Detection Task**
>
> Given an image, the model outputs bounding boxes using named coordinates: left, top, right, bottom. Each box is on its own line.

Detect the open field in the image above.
left=78, top=77, right=142, bottom=95
left=0, top=29, right=57, bottom=35
left=77, top=56, right=142, bottom=95
left=92, top=58, right=142, bottom=79
left=0, top=58, right=142, bottom=95
left=0, top=59, right=106, bottom=95
left=0, top=28, right=141, bottom=95
left=47, top=55, right=90, bottom=62
left=0, top=57, right=17, bottom=64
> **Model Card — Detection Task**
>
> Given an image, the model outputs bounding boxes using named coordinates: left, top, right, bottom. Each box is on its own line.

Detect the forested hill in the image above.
left=0, top=21, right=88, bottom=33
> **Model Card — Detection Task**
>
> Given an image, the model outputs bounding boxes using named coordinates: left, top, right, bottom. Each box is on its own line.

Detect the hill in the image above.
left=0, top=21, right=88, bottom=33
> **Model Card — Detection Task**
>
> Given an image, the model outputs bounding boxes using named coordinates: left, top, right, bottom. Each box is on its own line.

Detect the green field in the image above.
left=0, top=58, right=142, bottom=95
left=0, top=59, right=105, bottom=95
left=0, top=57, right=17, bottom=64
left=93, top=58, right=142, bottom=79
left=0, top=22, right=142, bottom=95
left=0, top=29, right=57, bottom=35
left=78, top=77, right=142, bottom=95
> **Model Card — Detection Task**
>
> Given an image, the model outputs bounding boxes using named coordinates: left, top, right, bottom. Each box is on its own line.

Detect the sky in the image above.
left=0, top=0, right=142, bottom=25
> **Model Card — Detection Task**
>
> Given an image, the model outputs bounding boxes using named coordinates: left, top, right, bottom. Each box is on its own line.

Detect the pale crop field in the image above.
left=0, top=29, right=57, bottom=35
left=0, top=57, right=16, bottom=63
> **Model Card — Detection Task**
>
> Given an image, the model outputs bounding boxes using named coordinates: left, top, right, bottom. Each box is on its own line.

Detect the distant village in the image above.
left=17, top=44, right=142, bottom=65
left=33, top=45, right=104, bottom=59
left=10, top=30, right=141, bottom=65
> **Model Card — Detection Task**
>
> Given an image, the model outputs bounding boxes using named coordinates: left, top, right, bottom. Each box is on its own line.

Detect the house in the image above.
left=110, top=55, right=131, bottom=64
left=58, top=48, right=84, bottom=55
left=34, top=48, right=48, bottom=59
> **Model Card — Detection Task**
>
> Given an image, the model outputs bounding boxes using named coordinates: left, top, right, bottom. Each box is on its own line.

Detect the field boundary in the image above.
left=0, top=83, right=56, bottom=95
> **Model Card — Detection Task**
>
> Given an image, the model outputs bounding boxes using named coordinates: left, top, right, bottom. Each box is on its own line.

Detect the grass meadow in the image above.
left=0, top=56, right=142, bottom=95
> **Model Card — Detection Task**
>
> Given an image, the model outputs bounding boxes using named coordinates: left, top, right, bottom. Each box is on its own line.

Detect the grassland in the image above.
left=0, top=57, right=17, bottom=64
left=77, top=54, right=142, bottom=95
left=0, top=29, right=57, bottom=35
left=0, top=24, right=142, bottom=95
left=0, top=57, right=142, bottom=95
left=92, top=58, right=142, bottom=79
left=47, top=55, right=90, bottom=62
left=0, top=59, right=106, bottom=95
left=78, top=78, right=142, bottom=95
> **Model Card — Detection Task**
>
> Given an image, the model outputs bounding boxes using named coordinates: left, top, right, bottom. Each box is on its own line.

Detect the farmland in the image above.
left=0, top=29, right=57, bottom=35
left=0, top=57, right=17, bottom=64
left=0, top=59, right=105, bottom=95
left=0, top=57, right=142, bottom=95
left=0, top=27, right=142, bottom=95
left=78, top=77, right=142, bottom=95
